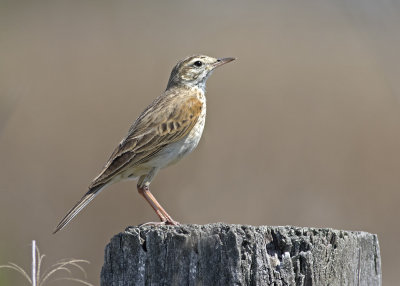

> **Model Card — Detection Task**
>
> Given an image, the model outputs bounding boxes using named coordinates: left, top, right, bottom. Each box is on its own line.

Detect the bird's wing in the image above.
left=90, top=91, right=203, bottom=187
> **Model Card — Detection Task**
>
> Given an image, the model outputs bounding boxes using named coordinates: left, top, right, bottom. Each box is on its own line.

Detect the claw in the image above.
left=138, top=219, right=180, bottom=227
left=165, top=219, right=180, bottom=226
left=138, top=221, right=168, bottom=227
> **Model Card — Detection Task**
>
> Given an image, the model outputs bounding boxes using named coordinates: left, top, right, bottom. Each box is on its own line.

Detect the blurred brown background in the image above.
left=1, top=0, right=399, bottom=285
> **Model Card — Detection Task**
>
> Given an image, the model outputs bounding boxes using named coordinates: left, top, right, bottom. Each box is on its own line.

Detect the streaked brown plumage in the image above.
left=53, top=55, right=235, bottom=233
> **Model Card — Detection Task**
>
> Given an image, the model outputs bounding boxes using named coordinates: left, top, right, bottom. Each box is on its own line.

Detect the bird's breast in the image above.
left=153, top=93, right=206, bottom=169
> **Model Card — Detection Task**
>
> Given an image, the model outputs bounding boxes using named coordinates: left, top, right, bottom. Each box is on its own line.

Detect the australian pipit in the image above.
left=53, top=55, right=235, bottom=233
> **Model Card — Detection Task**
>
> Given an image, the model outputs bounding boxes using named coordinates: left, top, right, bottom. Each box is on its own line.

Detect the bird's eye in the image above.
left=193, top=61, right=203, bottom=67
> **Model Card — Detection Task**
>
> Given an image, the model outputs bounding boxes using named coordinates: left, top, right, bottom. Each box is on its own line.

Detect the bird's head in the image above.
left=167, top=55, right=235, bottom=90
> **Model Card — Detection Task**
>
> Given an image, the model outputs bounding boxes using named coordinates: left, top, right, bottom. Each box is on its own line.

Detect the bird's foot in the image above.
left=138, top=219, right=180, bottom=227
left=165, top=219, right=180, bottom=226
left=138, top=221, right=166, bottom=227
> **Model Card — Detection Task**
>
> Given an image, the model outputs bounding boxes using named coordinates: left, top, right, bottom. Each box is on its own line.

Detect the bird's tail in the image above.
left=53, top=183, right=106, bottom=234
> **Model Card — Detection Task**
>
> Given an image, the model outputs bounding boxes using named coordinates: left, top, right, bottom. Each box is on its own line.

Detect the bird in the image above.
left=53, top=55, right=235, bottom=233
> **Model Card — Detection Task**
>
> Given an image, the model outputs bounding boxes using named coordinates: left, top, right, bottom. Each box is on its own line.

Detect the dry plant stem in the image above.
left=0, top=241, right=94, bottom=286
left=32, top=240, right=36, bottom=286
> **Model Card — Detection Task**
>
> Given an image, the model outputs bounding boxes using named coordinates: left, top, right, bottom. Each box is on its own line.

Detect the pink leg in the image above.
left=137, top=185, right=179, bottom=225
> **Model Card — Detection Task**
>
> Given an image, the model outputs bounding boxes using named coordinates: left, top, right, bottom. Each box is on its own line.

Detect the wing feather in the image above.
left=90, top=90, right=203, bottom=187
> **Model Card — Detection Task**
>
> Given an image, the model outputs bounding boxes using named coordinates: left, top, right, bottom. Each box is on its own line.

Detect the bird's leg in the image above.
left=138, top=186, right=179, bottom=225
left=137, top=173, right=179, bottom=226
left=137, top=185, right=167, bottom=222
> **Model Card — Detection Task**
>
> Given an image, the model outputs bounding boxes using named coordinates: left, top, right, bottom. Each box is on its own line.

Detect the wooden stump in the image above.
left=100, top=223, right=381, bottom=286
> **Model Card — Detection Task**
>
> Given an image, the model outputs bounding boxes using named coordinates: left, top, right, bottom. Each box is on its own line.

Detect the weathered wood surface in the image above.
left=101, top=223, right=381, bottom=286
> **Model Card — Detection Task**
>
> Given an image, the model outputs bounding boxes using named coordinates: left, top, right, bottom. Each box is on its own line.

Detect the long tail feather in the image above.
left=53, top=184, right=106, bottom=234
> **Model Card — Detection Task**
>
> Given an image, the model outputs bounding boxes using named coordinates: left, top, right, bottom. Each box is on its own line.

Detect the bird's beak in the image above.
left=213, top=57, right=236, bottom=68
